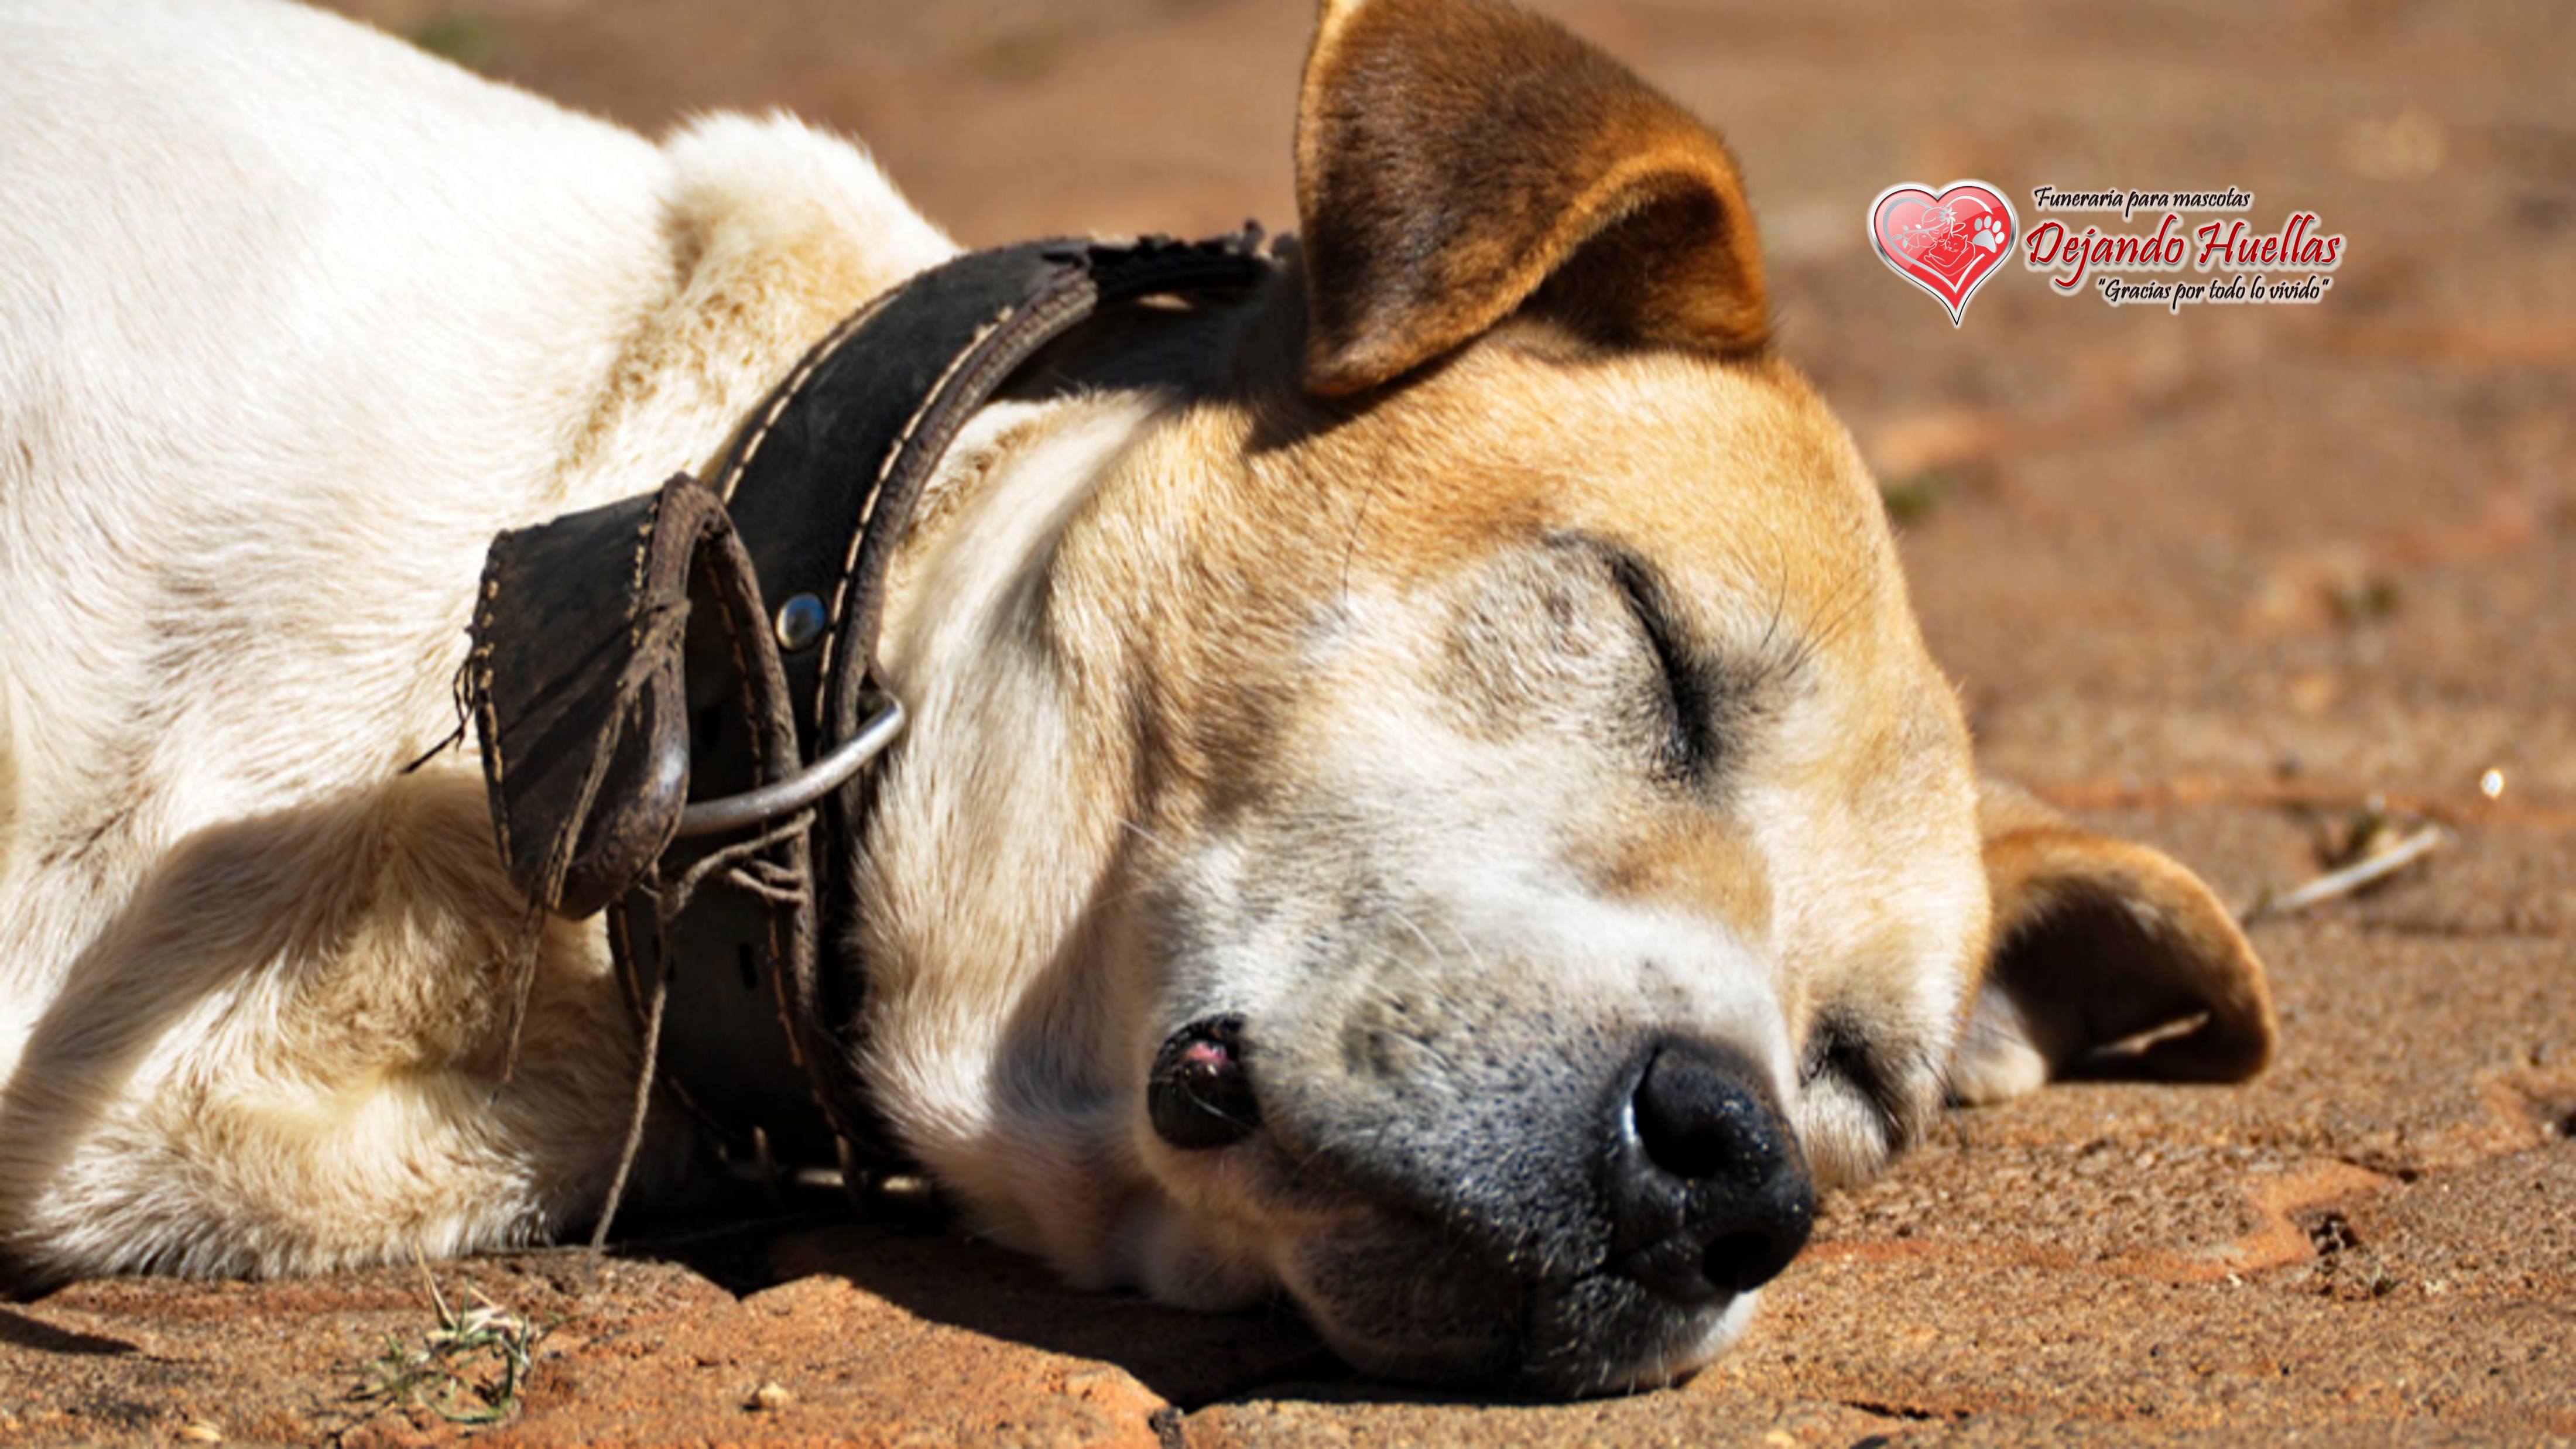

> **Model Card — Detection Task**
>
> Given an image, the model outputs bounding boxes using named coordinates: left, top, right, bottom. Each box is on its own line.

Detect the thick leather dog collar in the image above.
left=465, top=231, right=1278, bottom=1182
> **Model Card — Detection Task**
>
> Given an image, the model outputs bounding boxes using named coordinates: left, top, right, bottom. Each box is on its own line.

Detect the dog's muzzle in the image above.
left=458, top=231, right=1280, bottom=1184
left=1257, top=1029, right=1815, bottom=1395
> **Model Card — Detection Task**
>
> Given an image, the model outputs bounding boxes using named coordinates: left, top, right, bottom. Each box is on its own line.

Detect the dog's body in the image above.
left=0, top=0, right=2274, bottom=1393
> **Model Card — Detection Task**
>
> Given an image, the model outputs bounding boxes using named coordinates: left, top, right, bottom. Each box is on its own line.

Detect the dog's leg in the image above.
left=0, top=767, right=671, bottom=1283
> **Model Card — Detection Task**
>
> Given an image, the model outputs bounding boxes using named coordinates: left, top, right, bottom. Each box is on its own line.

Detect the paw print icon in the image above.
left=1972, top=213, right=2007, bottom=252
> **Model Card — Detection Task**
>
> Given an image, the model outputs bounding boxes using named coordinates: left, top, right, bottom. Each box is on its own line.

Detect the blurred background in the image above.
left=316, top=0, right=2576, bottom=837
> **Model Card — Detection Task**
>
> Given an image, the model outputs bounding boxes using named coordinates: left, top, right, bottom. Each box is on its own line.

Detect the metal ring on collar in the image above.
left=671, top=692, right=907, bottom=840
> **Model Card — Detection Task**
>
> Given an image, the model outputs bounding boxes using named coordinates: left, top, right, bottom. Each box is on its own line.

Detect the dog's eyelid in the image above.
left=1596, top=545, right=1719, bottom=777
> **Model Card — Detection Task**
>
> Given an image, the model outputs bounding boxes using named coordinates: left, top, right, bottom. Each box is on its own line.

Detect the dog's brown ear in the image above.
left=1949, top=780, right=2278, bottom=1105
left=1294, top=0, right=1768, bottom=396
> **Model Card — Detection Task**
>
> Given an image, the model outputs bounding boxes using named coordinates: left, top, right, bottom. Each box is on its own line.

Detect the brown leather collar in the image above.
left=464, top=232, right=1279, bottom=1187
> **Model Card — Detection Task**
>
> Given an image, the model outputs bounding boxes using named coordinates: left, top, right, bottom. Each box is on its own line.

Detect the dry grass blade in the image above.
left=353, top=1258, right=548, bottom=1426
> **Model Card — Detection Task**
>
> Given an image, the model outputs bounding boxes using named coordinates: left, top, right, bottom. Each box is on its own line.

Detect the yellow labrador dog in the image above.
left=0, top=0, right=2273, bottom=1395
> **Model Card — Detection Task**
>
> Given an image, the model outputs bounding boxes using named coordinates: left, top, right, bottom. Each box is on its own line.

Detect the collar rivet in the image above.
left=774, top=592, right=827, bottom=652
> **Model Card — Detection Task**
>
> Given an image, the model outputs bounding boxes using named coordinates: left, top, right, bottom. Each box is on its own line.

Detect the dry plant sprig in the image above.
left=354, top=1258, right=548, bottom=1426
left=2241, top=822, right=2450, bottom=925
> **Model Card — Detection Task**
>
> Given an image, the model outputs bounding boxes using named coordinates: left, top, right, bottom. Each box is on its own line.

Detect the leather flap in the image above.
left=468, top=476, right=738, bottom=919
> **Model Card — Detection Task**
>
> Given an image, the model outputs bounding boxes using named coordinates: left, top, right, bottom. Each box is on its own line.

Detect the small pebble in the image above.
left=748, top=1381, right=793, bottom=1413
left=177, top=1423, right=224, bottom=1444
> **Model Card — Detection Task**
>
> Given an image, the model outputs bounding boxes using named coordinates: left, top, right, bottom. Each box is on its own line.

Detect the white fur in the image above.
left=0, top=0, right=953, bottom=1277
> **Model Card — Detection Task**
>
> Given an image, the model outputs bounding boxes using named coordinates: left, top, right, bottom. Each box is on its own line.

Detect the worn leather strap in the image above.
left=470, top=477, right=765, bottom=922
left=468, top=231, right=1278, bottom=1176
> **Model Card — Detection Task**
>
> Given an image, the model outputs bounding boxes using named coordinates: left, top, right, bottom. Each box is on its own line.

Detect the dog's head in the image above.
left=862, top=0, right=2273, bottom=1397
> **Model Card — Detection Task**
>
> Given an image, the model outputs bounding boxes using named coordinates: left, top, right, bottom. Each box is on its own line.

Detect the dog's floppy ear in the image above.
left=1949, top=780, right=2278, bottom=1105
left=1294, top=0, right=1768, bottom=396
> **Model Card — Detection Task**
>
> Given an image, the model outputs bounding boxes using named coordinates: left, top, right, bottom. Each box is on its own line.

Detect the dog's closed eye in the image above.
left=1604, top=548, right=1719, bottom=782
left=1585, top=538, right=1805, bottom=793
left=1444, top=533, right=1789, bottom=787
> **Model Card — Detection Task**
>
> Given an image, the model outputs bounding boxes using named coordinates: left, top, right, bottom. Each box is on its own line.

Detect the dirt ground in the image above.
left=5, top=0, right=2573, bottom=1443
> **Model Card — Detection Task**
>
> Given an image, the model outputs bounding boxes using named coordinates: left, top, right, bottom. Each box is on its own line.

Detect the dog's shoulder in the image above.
left=559, top=110, right=961, bottom=501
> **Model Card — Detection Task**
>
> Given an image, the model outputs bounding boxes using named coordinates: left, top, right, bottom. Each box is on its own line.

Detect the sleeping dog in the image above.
left=0, top=0, right=2273, bottom=1395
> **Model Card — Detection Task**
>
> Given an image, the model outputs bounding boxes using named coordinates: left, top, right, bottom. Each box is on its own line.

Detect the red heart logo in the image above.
left=1869, top=180, right=2018, bottom=326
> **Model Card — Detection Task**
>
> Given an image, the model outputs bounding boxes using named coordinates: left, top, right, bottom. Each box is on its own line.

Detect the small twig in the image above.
left=417, top=1250, right=455, bottom=1330
left=2241, top=824, right=2449, bottom=924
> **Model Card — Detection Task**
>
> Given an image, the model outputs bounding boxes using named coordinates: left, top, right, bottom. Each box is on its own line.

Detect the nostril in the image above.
left=1703, top=1229, right=1771, bottom=1283
left=1148, top=1016, right=1260, bottom=1150
left=1611, top=1039, right=1817, bottom=1304
left=1633, top=1043, right=1784, bottom=1183
left=1703, top=1219, right=1804, bottom=1295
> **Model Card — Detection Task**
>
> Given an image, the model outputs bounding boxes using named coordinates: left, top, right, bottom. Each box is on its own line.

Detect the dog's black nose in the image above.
left=1606, top=1040, right=1815, bottom=1304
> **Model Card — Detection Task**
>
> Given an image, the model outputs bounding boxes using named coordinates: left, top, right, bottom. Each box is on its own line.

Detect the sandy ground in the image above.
left=5, top=0, right=2573, bottom=1443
